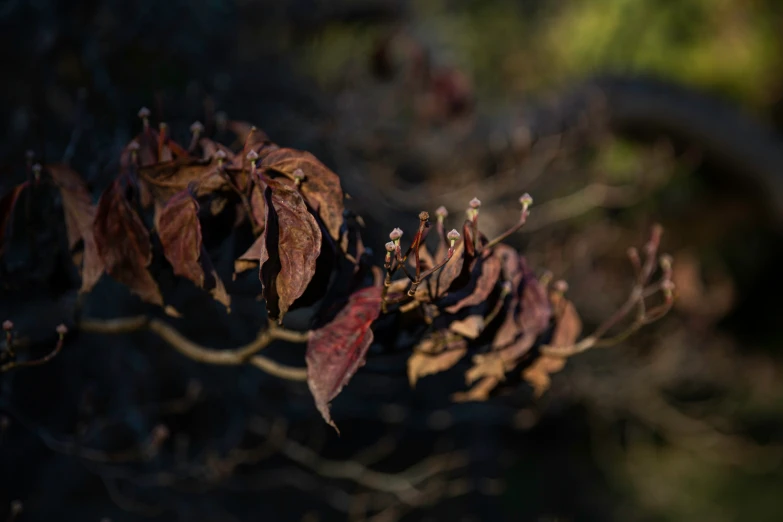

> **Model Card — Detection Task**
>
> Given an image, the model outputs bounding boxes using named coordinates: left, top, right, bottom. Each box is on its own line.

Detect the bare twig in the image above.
left=79, top=316, right=309, bottom=380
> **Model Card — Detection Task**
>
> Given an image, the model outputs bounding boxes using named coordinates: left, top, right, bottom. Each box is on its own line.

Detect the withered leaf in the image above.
left=46, top=165, right=103, bottom=291
left=407, top=338, right=467, bottom=387
left=549, top=292, right=582, bottom=348
left=516, top=259, right=551, bottom=336
left=260, top=148, right=344, bottom=240
left=449, top=314, right=484, bottom=340
left=306, top=286, right=382, bottom=430
left=155, top=190, right=203, bottom=285
left=452, top=376, right=501, bottom=402
left=139, top=158, right=227, bottom=203
left=94, top=179, right=163, bottom=305
left=154, top=189, right=231, bottom=310
left=121, top=128, right=159, bottom=168
left=445, top=252, right=501, bottom=313
left=0, top=182, right=27, bottom=257
left=523, top=355, right=566, bottom=397
left=199, top=137, right=235, bottom=163
left=257, top=178, right=322, bottom=321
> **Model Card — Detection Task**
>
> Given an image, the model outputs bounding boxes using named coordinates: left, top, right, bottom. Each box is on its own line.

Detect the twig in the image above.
left=79, top=316, right=309, bottom=380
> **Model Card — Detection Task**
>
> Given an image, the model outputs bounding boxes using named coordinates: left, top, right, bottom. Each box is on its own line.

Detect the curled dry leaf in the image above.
left=407, top=335, right=467, bottom=387
left=155, top=189, right=230, bottom=309
left=260, top=148, right=344, bottom=240
left=549, top=290, right=582, bottom=348
left=452, top=376, right=501, bottom=403
left=445, top=252, right=501, bottom=313
left=257, top=178, right=322, bottom=321
left=139, top=159, right=228, bottom=203
left=46, top=165, right=103, bottom=291
left=449, top=314, right=484, bottom=340
left=0, top=183, right=27, bottom=257
left=306, top=286, right=383, bottom=430
left=522, top=355, right=566, bottom=398
left=94, top=180, right=163, bottom=305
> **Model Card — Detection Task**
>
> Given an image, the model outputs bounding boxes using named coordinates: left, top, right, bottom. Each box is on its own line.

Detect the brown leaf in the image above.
left=306, top=286, right=382, bottom=430
left=0, top=182, right=27, bottom=257
left=139, top=158, right=228, bottom=203
left=445, top=252, right=501, bottom=313
left=449, top=314, right=484, bottom=339
left=549, top=292, right=582, bottom=348
left=121, top=128, right=159, bottom=168
left=235, top=235, right=266, bottom=274
left=46, top=165, right=103, bottom=292
left=260, top=148, right=344, bottom=240
left=249, top=182, right=266, bottom=231
left=94, top=179, right=163, bottom=305
left=199, top=137, right=235, bottom=163
left=516, top=259, right=551, bottom=336
left=522, top=355, right=566, bottom=397
left=407, top=336, right=467, bottom=387
left=258, top=178, right=322, bottom=321
left=155, top=189, right=231, bottom=310
left=452, top=376, right=501, bottom=402
left=156, top=190, right=204, bottom=286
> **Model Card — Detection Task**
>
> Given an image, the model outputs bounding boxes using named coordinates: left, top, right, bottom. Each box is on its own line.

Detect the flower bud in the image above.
left=190, top=121, right=204, bottom=135
left=2, top=320, right=13, bottom=331
left=56, top=324, right=68, bottom=336
left=519, top=193, right=533, bottom=207
left=385, top=241, right=396, bottom=252
left=435, top=206, right=448, bottom=220
left=469, top=197, right=481, bottom=209
left=246, top=150, right=259, bottom=161
left=389, top=228, right=403, bottom=241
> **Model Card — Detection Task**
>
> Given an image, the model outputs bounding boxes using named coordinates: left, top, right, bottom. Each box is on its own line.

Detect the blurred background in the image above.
left=2, top=0, right=783, bottom=521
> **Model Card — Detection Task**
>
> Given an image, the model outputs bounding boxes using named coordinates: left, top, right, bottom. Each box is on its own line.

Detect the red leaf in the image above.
left=155, top=189, right=230, bottom=309
left=306, top=286, right=382, bottom=430
left=0, top=183, right=27, bottom=257
left=94, top=180, right=163, bottom=305
left=156, top=190, right=203, bottom=286
left=257, top=178, right=322, bottom=321
left=46, top=165, right=103, bottom=292
left=260, top=148, right=344, bottom=240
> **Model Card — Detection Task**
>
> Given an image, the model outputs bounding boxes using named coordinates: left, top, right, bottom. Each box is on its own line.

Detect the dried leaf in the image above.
left=260, top=148, right=344, bottom=240
left=94, top=180, right=163, bottom=305
left=156, top=190, right=204, bottom=286
left=306, top=286, right=382, bottom=430
left=0, top=183, right=27, bottom=257
left=407, top=340, right=467, bottom=387
left=549, top=292, right=582, bottom=348
left=155, top=189, right=231, bottom=309
left=516, top=260, right=551, bottom=335
left=121, top=128, right=159, bottom=168
left=449, top=314, right=484, bottom=339
left=452, top=376, right=501, bottom=402
left=258, top=178, right=322, bottom=320
left=445, top=252, right=501, bottom=313
left=199, top=137, right=235, bottom=163
left=139, top=158, right=227, bottom=203
left=522, top=355, right=566, bottom=397
left=46, top=165, right=103, bottom=291
left=465, top=353, right=506, bottom=385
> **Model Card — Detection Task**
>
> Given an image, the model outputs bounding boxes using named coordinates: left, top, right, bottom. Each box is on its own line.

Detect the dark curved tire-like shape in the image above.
left=531, top=75, right=783, bottom=225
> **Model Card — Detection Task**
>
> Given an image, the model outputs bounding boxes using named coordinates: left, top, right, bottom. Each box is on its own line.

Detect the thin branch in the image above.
left=79, top=316, right=309, bottom=379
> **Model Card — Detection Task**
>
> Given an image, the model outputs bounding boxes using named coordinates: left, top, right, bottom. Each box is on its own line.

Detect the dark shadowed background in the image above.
left=2, top=1, right=783, bottom=521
